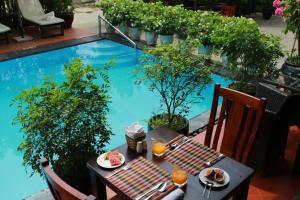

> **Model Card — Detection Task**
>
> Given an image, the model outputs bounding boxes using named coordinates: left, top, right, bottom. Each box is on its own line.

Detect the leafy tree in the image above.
left=135, top=41, right=212, bottom=130
left=12, top=59, right=112, bottom=191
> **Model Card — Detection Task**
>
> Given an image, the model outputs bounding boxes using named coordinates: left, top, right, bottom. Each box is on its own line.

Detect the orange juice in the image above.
left=172, top=167, right=188, bottom=186
left=152, top=141, right=167, bottom=156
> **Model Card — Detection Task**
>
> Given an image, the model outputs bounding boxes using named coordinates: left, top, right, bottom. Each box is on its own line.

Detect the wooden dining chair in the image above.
left=197, top=84, right=267, bottom=164
left=221, top=5, right=236, bottom=17
left=40, top=158, right=96, bottom=200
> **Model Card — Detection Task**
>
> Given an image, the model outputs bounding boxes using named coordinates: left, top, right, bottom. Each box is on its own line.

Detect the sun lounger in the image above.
left=0, top=23, right=11, bottom=44
left=17, top=0, right=64, bottom=38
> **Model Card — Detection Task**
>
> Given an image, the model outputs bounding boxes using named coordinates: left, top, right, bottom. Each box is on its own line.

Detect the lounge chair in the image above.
left=0, top=23, right=11, bottom=44
left=17, top=0, right=64, bottom=38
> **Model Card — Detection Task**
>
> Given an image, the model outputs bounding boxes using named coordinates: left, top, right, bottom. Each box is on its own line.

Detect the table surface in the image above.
left=87, top=127, right=254, bottom=200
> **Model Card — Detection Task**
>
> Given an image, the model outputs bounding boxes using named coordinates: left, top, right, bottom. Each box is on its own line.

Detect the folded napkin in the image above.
left=125, top=122, right=145, bottom=139
left=162, top=188, right=184, bottom=200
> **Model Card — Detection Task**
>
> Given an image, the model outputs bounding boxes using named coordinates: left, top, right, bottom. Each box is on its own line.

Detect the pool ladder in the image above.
left=98, top=15, right=138, bottom=63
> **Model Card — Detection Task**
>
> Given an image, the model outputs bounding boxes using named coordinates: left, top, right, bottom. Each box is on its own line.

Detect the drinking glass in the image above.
left=151, top=138, right=167, bottom=157
left=172, top=165, right=188, bottom=187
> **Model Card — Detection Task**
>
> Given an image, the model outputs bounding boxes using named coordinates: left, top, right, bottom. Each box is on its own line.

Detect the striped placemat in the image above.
left=164, top=140, right=223, bottom=176
left=107, top=157, right=176, bottom=200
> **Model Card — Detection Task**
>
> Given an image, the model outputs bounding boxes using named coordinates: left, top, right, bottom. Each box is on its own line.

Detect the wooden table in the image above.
left=87, top=127, right=254, bottom=200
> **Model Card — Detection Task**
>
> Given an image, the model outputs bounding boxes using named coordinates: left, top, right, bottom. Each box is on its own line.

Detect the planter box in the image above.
left=198, top=44, right=213, bottom=55
left=118, top=22, right=128, bottom=34
left=144, top=31, right=157, bottom=45
left=128, top=27, right=141, bottom=41
left=159, top=34, right=174, bottom=44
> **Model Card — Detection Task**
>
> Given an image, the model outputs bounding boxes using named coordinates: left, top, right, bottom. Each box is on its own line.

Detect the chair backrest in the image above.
left=17, top=0, right=45, bottom=19
left=221, top=5, right=236, bottom=17
left=205, top=84, right=267, bottom=164
left=40, top=158, right=96, bottom=200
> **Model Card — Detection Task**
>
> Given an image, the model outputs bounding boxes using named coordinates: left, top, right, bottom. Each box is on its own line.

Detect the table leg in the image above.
left=232, top=179, right=250, bottom=200
left=89, top=169, right=107, bottom=200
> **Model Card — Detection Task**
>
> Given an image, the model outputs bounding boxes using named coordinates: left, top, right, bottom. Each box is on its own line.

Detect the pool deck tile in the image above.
left=0, top=27, right=96, bottom=56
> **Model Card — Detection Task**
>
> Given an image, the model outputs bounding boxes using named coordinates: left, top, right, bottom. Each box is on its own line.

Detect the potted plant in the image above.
left=188, top=11, right=219, bottom=56
left=211, top=17, right=283, bottom=94
left=97, top=0, right=126, bottom=33
left=273, top=0, right=300, bottom=77
left=43, top=0, right=74, bottom=28
left=140, top=2, right=162, bottom=45
left=135, top=42, right=212, bottom=135
left=12, top=59, right=113, bottom=193
left=174, top=8, right=193, bottom=41
left=155, top=6, right=180, bottom=44
left=126, top=1, right=142, bottom=41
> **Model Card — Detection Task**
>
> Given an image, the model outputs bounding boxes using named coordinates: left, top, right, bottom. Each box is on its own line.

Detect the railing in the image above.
left=98, top=15, right=138, bottom=63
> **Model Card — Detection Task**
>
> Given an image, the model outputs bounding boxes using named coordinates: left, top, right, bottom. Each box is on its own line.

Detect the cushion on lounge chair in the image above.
left=0, top=23, right=11, bottom=34
left=17, top=0, right=64, bottom=26
left=27, top=16, right=64, bottom=26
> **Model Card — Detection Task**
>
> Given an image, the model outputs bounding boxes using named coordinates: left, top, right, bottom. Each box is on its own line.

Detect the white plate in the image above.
left=97, top=152, right=125, bottom=169
left=199, top=168, right=230, bottom=188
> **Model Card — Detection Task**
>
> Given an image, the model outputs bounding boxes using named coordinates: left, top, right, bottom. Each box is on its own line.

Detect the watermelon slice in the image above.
left=109, top=155, right=122, bottom=166
left=104, top=150, right=120, bottom=160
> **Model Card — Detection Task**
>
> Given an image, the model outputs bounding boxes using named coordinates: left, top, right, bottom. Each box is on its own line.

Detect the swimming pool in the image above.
left=0, top=39, right=231, bottom=199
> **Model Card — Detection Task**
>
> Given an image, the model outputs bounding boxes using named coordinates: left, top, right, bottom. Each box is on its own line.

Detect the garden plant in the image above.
left=274, top=0, right=300, bottom=65
left=97, top=0, right=283, bottom=92
left=135, top=41, right=212, bottom=134
left=13, top=59, right=113, bottom=193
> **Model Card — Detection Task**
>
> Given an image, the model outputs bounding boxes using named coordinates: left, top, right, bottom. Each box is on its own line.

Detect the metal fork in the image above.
left=202, top=182, right=207, bottom=197
left=106, top=163, right=131, bottom=179
left=206, top=181, right=213, bottom=199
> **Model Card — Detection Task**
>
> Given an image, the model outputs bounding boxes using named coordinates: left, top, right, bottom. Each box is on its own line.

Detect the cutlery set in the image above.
left=202, top=181, right=214, bottom=199
left=135, top=182, right=167, bottom=200
left=169, top=136, right=191, bottom=150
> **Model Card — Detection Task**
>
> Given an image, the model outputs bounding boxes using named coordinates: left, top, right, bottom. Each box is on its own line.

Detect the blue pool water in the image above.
left=0, top=39, right=231, bottom=199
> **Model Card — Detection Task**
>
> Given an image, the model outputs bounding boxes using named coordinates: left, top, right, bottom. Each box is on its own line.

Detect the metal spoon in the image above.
left=144, top=182, right=167, bottom=200
left=204, top=154, right=224, bottom=166
left=170, top=137, right=188, bottom=150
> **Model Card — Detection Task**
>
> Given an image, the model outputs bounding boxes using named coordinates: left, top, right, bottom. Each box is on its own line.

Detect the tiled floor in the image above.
left=0, top=27, right=96, bottom=55
left=249, top=126, right=300, bottom=200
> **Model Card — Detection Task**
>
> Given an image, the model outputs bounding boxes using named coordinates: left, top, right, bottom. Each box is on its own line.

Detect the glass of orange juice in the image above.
left=151, top=138, right=167, bottom=157
left=172, top=165, right=188, bottom=187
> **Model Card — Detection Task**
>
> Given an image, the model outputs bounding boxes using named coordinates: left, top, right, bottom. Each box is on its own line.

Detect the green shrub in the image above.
left=97, top=0, right=284, bottom=90
left=13, top=59, right=113, bottom=190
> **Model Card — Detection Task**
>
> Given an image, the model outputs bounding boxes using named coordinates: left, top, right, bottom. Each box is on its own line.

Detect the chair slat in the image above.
left=203, top=84, right=267, bottom=164
left=205, top=84, right=220, bottom=147
left=212, top=97, right=228, bottom=150
left=220, top=100, right=245, bottom=158
left=235, top=107, right=254, bottom=161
